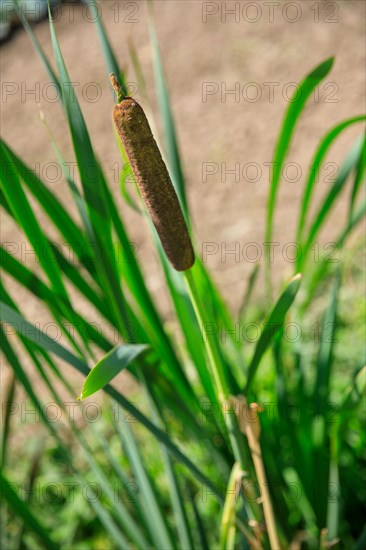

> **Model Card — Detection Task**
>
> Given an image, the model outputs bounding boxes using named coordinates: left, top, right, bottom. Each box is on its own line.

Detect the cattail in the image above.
left=110, top=74, right=195, bottom=272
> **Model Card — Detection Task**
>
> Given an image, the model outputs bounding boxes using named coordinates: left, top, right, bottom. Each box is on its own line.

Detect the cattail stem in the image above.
left=184, top=269, right=228, bottom=399
left=184, top=269, right=245, bottom=456
left=184, top=270, right=256, bottom=517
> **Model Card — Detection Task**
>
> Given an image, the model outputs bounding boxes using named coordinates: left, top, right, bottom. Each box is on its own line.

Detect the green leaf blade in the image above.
left=245, top=273, right=302, bottom=394
left=266, top=57, right=334, bottom=243
left=0, top=471, right=59, bottom=550
left=296, top=116, right=365, bottom=244
left=79, top=344, right=149, bottom=400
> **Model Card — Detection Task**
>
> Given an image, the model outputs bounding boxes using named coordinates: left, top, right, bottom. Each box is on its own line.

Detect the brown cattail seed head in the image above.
left=110, top=75, right=195, bottom=271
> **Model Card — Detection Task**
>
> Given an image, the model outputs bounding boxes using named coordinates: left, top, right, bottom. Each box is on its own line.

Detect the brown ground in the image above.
left=1, top=0, right=365, bottom=344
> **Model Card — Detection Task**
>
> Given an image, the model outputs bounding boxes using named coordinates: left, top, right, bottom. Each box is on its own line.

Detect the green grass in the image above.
left=1, top=2, right=365, bottom=549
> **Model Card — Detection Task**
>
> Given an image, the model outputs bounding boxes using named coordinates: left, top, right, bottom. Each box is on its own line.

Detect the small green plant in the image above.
left=1, top=1, right=365, bottom=549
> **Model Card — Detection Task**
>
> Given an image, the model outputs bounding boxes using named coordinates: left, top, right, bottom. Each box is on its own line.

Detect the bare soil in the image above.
left=1, top=0, right=365, bottom=338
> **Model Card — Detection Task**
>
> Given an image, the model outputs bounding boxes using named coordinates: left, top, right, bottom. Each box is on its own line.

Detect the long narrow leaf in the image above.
left=296, top=116, right=365, bottom=243
left=0, top=471, right=59, bottom=550
left=0, top=146, right=69, bottom=303
left=245, top=274, right=302, bottom=394
left=1, top=140, right=95, bottom=275
left=265, top=58, right=334, bottom=294
left=14, top=0, right=61, bottom=95
left=116, top=422, right=175, bottom=550
left=87, top=0, right=126, bottom=93
left=299, top=136, right=365, bottom=270
left=312, top=269, right=342, bottom=526
left=0, top=373, right=16, bottom=467
left=266, top=57, right=334, bottom=242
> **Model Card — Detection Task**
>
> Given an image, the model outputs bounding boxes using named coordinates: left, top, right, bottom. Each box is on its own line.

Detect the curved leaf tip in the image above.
left=79, top=344, right=149, bottom=400
left=308, top=57, right=334, bottom=80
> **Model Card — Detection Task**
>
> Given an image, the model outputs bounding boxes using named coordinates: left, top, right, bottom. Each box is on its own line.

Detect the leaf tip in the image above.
left=310, top=57, right=335, bottom=80
left=291, top=273, right=302, bottom=292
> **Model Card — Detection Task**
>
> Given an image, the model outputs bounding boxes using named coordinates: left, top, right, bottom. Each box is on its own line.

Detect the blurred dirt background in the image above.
left=1, top=0, right=365, bottom=337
